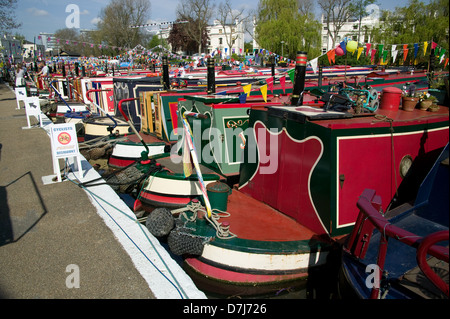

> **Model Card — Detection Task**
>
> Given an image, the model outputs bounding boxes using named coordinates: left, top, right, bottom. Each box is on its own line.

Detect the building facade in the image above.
left=0, top=35, right=23, bottom=63
left=321, top=14, right=380, bottom=53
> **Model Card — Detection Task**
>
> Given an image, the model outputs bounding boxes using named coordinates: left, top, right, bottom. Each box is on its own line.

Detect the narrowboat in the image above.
left=339, top=144, right=448, bottom=299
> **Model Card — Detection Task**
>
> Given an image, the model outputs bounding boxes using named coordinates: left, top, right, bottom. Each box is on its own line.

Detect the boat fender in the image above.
left=145, top=207, right=175, bottom=237
left=167, top=228, right=206, bottom=256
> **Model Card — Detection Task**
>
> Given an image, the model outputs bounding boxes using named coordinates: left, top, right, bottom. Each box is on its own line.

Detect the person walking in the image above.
left=15, top=63, right=26, bottom=87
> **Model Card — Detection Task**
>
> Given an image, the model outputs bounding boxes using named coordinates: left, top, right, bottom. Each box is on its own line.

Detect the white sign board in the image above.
left=24, top=97, right=42, bottom=128
left=50, top=123, right=83, bottom=182
left=15, top=87, right=27, bottom=110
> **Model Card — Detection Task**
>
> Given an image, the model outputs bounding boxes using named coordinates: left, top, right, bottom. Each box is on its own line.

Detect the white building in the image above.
left=22, top=40, right=46, bottom=61
left=206, top=20, right=245, bottom=56
left=321, top=14, right=380, bottom=53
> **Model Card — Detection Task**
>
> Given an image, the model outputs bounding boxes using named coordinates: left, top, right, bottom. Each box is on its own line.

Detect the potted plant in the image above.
left=418, top=91, right=437, bottom=110
left=401, top=83, right=418, bottom=111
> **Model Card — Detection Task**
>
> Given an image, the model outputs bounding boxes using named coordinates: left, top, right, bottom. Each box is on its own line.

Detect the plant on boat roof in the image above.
left=418, top=91, right=437, bottom=102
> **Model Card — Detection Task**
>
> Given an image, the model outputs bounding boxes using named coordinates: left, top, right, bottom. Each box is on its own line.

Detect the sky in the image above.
left=12, top=0, right=425, bottom=43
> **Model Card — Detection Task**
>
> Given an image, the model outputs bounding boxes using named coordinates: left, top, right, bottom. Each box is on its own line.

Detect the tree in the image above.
left=0, top=0, right=21, bottom=32
left=176, top=0, right=215, bottom=54
left=97, top=0, right=151, bottom=50
left=255, top=0, right=321, bottom=60
left=216, top=0, right=250, bottom=54
left=348, top=0, right=378, bottom=43
left=167, top=19, right=204, bottom=54
left=318, top=0, right=353, bottom=48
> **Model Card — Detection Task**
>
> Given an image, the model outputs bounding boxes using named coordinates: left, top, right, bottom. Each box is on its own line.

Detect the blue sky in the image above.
left=14, top=0, right=422, bottom=42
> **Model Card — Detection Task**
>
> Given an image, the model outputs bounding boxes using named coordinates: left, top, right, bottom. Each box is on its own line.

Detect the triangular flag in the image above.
left=370, top=49, right=376, bottom=63
left=309, top=58, right=318, bottom=74
left=243, top=84, right=252, bottom=97
left=327, top=49, right=335, bottom=65
left=340, top=41, right=347, bottom=54
left=378, top=44, right=384, bottom=58
left=266, top=77, right=274, bottom=92
left=383, top=50, right=389, bottom=62
left=403, top=44, right=409, bottom=61
left=431, top=41, right=438, bottom=50
left=439, top=48, right=446, bottom=60
left=423, top=41, right=428, bottom=56
left=392, top=49, right=398, bottom=63
left=357, top=47, right=364, bottom=60
left=287, top=68, right=296, bottom=83
left=260, top=84, right=268, bottom=103
left=445, top=57, right=449, bottom=68
left=414, top=43, right=419, bottom=58
left=440, top=54, right=445, bottom=64
left=366, top=43, right=371, bottom=56
left=280, top=76, right=286, bottom=94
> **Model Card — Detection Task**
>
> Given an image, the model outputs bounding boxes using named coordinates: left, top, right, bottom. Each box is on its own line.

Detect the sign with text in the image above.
left=50, top=123, right=82, bottom=182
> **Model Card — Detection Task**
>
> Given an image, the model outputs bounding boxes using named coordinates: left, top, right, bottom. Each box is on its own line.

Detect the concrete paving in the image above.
left=0, top=81, right=205, bottom=299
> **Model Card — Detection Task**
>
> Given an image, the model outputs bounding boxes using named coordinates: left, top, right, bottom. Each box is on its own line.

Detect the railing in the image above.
left=345, top=189, right=449, bottom=299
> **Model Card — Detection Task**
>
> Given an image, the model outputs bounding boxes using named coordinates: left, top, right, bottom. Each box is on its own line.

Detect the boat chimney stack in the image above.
left=162, top=55, right=170, bottom=90
left=291, top=51, right=307, bottom=106
left=207, top=57, right=216, bottom=94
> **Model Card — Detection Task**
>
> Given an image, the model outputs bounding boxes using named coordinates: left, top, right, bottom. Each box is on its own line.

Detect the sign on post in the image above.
left=24, top=97, right=42, bottom=128
left=50, top=123, right=83, bottom=182
left=15, top=87, right=27, bottom=110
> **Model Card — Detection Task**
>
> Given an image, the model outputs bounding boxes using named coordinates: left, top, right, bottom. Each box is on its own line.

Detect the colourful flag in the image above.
left=357, top=47, right=364, bottom=60
left=366, top=43, right=371, bottom=56
left=287, top=68, right=296, bottom=82
left=414, top=43, right=419, bottom=58
left=280, top=76, right=286, bottom=94
left=266, top=77, right=274, bottom=92
left=423, top=41, right=428, bottom=56
left=260, top=84, right=268, bottom=103
left=326, top=49, right=335, bottom=65
left=243, top=84, right=252, bottom=97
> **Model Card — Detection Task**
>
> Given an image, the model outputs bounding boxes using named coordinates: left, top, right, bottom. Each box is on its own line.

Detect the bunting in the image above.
left=357, top=47, right=364, bottom=60
left=260, top=84, right=268, bottom=103
left=392, top=45, right=398, bottom=63
left=326, top=49, right=336, bottom=65
left=366, top=43, right=371, bottom=56
left=423, top=41, right=428, bottom=55
left=243, top=84, right=252, bottom=97
left=414, top=43, right=419, bottom=58
left=403, top=44, right=409, bottom=61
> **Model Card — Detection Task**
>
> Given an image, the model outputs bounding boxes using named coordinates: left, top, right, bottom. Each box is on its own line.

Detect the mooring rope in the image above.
left=179, top=201, right=237, bottom=240
left=61, top=160, right=187, bottom=299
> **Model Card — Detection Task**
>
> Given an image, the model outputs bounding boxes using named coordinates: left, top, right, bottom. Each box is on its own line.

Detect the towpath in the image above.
left=0, top=81, right=204, bottom=299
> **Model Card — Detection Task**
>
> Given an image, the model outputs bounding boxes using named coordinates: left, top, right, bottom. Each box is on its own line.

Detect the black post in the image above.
left=162, top=55, right=170, bottom=90
left=75, top=62, right=79, bottom=77
left=428, top=47, right=435, bottom=89
left=61, top=61, right=66, bottom=77
left=271, top=55, right=275, bottom=77
left=318, top=63, right=323, bottom=87
left=291, top=51, right=307, bottom=106
left=81, top=65, right=86, bottom=77
left=207, top=58, right=215, bottom=94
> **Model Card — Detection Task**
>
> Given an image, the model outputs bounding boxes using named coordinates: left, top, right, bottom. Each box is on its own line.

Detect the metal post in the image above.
left=318, top=63, right=323, bottom=87
left=291, top=51, right=307, bottom=106
left=207, top=57, right=215, bottom=94
left=271, top=55, right=275, bottom=77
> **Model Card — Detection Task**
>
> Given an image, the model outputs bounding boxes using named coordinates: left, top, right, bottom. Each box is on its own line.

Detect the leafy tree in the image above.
left=176, top=0, right=215, bottom=54
left=348, top=0, right=378, bottom=43
left=255, top=0, right=321, bottom=60
left=167, top=18, right=207, bottom=54
left=0, top=0, right=21, bottom=32
left=318, top=0, right=353, bottom=48
left=97, top=0, right=151, bottom=50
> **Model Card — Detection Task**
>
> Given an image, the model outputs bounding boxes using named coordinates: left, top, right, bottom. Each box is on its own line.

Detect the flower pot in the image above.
left=402, top=97, right=418, bottom=111
left=419, top=99, right=433, bottom=110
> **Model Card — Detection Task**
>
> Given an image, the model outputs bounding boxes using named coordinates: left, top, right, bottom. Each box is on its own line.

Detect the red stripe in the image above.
left=140, top=191, right=191, bottom=205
